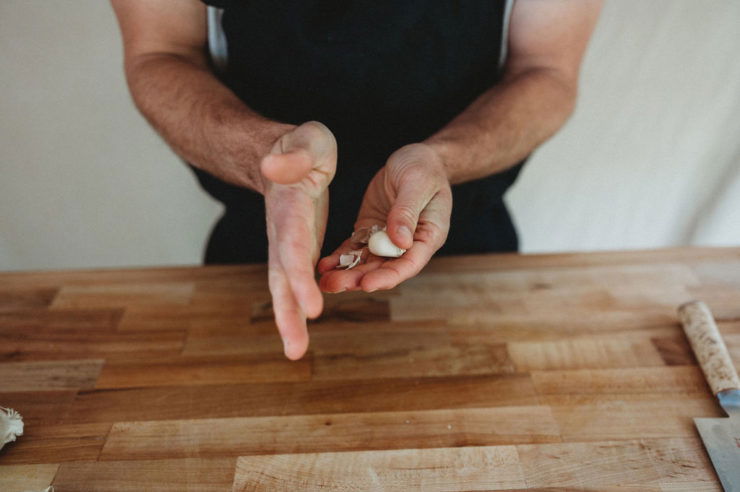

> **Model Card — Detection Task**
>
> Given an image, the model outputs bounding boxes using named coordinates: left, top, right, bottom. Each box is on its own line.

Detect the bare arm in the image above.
left=426, top=0, right=603, bottom=184
left=110, top=0, right=290, bottom=193
left=111, top=0, right=338, bottom=360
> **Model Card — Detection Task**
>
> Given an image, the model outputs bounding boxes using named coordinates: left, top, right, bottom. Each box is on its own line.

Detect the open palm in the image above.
left=262, top=121, right=337, bottom=359
left=318, top=143, right=452, bottom=293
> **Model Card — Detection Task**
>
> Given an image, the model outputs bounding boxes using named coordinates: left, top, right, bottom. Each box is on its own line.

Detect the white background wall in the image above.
left=1, top=0, right=738, bottom=272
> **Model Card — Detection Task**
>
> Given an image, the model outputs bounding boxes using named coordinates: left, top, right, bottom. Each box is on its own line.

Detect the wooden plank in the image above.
left=0, top=422, right=111, bottom=464
left=544, top=394, right=722, bottom=441
left=517, top=440, right=661, bottom=488
left=531, top=366, right=709, bottom=395
left=117, top=305, right=207, bottom=331
left=651, top=334, right=696, bottom=366
left=443, top=319, right=679, bottom=345
left=51, top=283, right=194, bottom=309
left=688, top=284, right=740, bottom=322
left=310, top=326, right=515, bottom=380
left=232, top=446, right=525, bottom=491
left=0, top=464, right=59, bottom=491
left=182, top=327, right=282, bottom=356
left=0, top=287, right=58, bottom=312
left=94, top=354, right=311, bottom=389
left=117, top=298, right=253, bottom=332
left=508, top=337, right=666, bottom=371
left=0, top=324, right=184, bottom=362
left=0, top=391, right=77, bottom=425
left=52, top=458, right=236, bottom=492
left=644, top=437, right=720, bottom=490
left=392, top=263, right=698, bottom=323
left=0, top=359, right=103, bottom=392
left=61, top=375, right=538, bottom=424
left=252, top=290, right=392, bottom=324
left=0, top=308, right=122, bottom=331
left=100, top=406, right=560, bottom=461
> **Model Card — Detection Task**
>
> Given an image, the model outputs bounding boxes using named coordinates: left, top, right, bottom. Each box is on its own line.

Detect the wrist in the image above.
left=421, top=137, right=457, bottom=184
left=244, top=120, right=296, bottom=195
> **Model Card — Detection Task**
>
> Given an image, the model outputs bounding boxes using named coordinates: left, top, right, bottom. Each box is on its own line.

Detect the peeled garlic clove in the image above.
left=1, top=406, right=23, bottom=450
left=368, top=230, right=406, bottom=258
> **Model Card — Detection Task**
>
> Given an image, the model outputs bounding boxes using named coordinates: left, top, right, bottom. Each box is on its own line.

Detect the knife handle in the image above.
left=678, top=300, right=740, bottom=394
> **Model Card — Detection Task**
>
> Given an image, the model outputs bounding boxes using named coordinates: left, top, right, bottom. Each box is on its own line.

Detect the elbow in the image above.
left=541, top=67, right=579, bottom=128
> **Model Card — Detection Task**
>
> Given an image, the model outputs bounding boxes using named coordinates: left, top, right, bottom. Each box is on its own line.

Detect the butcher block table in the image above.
left=1, top=247, right=739, bottom=491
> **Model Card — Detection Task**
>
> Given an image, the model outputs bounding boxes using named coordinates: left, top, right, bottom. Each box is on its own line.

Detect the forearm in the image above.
left=425, top=67, right=577, bottom=185
left=125, top=53, right=292, bottom=194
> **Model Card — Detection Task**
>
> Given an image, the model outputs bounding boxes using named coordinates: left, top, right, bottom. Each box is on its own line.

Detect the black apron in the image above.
left=196, top=0, right=524, bottom=263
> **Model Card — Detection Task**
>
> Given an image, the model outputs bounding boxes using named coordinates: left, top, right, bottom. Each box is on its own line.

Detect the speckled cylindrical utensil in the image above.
left=678, top=300, right=740, bottom=394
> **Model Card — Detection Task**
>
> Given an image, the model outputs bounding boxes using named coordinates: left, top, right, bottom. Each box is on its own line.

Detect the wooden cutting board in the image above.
left=1, top=247, right=739, bottom=491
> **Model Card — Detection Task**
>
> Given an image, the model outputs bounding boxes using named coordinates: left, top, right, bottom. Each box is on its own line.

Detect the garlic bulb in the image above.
left=1, top=406, right=23, bottom=450
left=368, top=230, right=406, bottom=258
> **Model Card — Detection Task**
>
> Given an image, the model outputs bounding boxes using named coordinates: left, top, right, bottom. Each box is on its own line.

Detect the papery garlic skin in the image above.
left=368, top=230, right=406, bottom=258
left=338, top=250, right=363, bottom=270
left=1, top=406, right=23, bottom=450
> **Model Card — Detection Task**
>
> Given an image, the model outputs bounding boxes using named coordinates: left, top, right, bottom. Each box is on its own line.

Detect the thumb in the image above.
left=386, top=174, right=436, bottom=250
left=260, top=121, right=335, bottom=185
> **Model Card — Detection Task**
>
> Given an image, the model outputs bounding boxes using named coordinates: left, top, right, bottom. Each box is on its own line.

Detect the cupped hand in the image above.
left=262, top=121, right=337, bottom=360
left=317, top=143, right=452, bottom=293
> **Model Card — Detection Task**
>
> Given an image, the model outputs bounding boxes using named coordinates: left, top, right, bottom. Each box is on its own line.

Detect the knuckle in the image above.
left=393, top=204, right=418, bottom=225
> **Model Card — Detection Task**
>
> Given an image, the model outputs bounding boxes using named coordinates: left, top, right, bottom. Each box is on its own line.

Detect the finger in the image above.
left=317, top=254, right=340, bottom=274
left=320, top=256, right=384, bottom=293
left=260, top=149, right=313, bottom=185
left=261, top=121, right=337, bottom=185
left=276, top=215, right=324, bottom=319
left=385, top=170, right=438, bottom=250
left=361, top=193, right=450, bottom=292
left=268, top=266, right=309, bottom=360
left=359, top=239, right=436, bottom=292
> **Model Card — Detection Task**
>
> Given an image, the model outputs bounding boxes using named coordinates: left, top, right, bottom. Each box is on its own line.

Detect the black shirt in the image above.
left=196, top=1, right=523, bottom=263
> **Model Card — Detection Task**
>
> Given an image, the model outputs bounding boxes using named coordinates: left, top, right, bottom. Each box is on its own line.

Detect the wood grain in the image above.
left=0, top=463, right=59, bottom=491
left=0, top=247, right=737, bottom=490
left=0, top=287, right=58, bottom=312
left=61, top=374, right=538, bottom=424
left=508, top=338, right=665, bottom=371
left=544, top=393, right=722, bottom=440
left=0, top=359, right=103, bottom=392
left=0, top=422, right=111, bottom=464
left=52, top=458, right=236, bottom=492
left=517, top=438, right=718, bottom=490
left=94, top=354, right=311, bottom=389
left=100, top=406, right=560, bottom=461
left=531, top=366, right=708, bottom=394
left=233, top=446, right=525, bottom=491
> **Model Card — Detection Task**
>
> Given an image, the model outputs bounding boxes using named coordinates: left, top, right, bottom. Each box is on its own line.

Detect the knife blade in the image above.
left=678, top=301, right=740, bottom=492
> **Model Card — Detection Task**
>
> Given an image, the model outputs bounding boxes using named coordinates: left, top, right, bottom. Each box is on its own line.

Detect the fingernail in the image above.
left=398, top=225, right=412, bottom=243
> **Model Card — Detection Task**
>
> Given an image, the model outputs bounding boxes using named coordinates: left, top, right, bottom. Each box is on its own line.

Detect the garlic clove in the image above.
left=368, top=230, right=406, bottom=258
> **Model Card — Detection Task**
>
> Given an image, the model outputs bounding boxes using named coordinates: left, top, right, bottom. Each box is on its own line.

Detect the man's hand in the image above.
left=318, top=143, right=452, bottom=293
left=262, top=121, right=337, bottom=360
